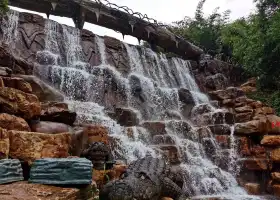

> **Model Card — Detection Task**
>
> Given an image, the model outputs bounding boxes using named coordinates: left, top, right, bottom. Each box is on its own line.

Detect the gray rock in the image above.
left=29, top=158, right=93, bottom=185
left=0, top=159, right=24, bottom=184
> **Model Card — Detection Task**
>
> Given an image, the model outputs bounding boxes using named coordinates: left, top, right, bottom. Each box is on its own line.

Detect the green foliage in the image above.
left=0, top=0, right=9, bottom=14
left=247, top=90, right=280, bottom=115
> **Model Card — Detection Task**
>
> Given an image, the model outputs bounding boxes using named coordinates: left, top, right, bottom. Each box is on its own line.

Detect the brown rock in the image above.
left=255, top=107, right=275, bottom=116
left=106, top=164, right=127, bottom=180
left=244, top=183, right=261, bottom=195
left=142, top=121, right=167, bottom=136
left=249, top=101, right=264, bottom=109
left=16, top=75, right=64, bottom=102
left=30, top=121, right=72, bottom=134
left=215, top=135, right=229, bottom=149
left=241, top=77, right=257, bottom=87
left=235, top=106, right=253, bottom=113
left=235, top=112, right=253, bottom=123
left=0, top=77, right=4, bottom=87
left=0, top=181, right=80, bottom=200
left=208, top=124, right=231, bottom=135
left=266, top=115, right=280, bottom=133
left=40, top=102, right=76, bottom=126
left=0, top=128, right=9, bottom=159
left=222, top=99, right=235, bottom=107
left=0, top=113, right=30, bottom=131
left=161, top=198, right=174, bottom=200
left=273, top=184, right=280, bottom=196
left=261, top=136, right=280, bottom=146
left=9, top=131, right=70, bottom=164
left=241, top=158, right=270, bottom=170
left=241, top=86, right=257, bottom=93
left=238, top=137, right=251, bottom=156
left=69, top=129, right=88, bottom=157
left=83, top=125, right=109, bottom=145
left=250, top=145, right=266, bottom=158
left=234, top=119, right=270, bottom=135
left=2, top=77, right=32, bottom=93
left=208, top=87, right=244, bottom=101
left=0, top=45, right=14, bottom=69
left=0, top=87, right=41, bottom=119
left=271, top=148, right=280, bottom=162
left=113, top=107, right=140, bottom=126
left=271, top=172, right=280, bottom=182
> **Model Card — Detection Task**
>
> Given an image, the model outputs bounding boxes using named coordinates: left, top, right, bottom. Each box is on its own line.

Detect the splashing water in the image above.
left=1, top=10, right=19, bottom=46
left=31, top=18, right=264, bottom=200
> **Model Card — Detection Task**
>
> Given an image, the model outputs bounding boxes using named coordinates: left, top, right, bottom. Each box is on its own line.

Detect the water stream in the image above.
left=1, top=11, right=269, bottom=199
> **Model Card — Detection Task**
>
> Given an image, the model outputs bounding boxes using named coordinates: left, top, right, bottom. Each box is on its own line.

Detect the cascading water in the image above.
left=0, top=10, right=19, bottom=46
left=32, top=18, right=266, bottom=200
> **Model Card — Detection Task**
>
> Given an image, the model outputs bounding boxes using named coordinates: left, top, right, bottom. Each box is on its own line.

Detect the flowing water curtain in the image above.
left=1, top=10, right=19, bottom=47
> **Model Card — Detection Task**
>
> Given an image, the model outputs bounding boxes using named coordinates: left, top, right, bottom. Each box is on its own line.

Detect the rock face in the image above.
left=29, top=158, right=92, bottom=185
left=40, top=102, right=76, bottom=126
left=30, top=121, right=72, bottom=134
left=0, top=159, right=24, bottom=184
left=0, top=128, right=9, bottom=159
left=0, top=181, right=82, bottom=200
left=2, top=77, right=32, bottom=93
left=0, top=113, right=30, bottom=131
left=9, top=131, right=71, bottom=164
left=0, top=87, right=41, bottom=119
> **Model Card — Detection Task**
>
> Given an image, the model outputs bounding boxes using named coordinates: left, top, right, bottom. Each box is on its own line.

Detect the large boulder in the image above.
left=261, top=136, right=280, bottom=146
left=40, top=102, right=76, bottom=126
left=0, top=113, right=30, bottom=131
left=30, top=121, right=72, bottom=134
left=0, top=159, right=24, bottom=184
left=234, top=119, right=270, bottom=135
left=9, top=131, right=71, bottom=164
left=83, top=125, right=109, bottom=144
left=16, top=75, right=64, bottom=102
left=2, top=77, right=32, bottom=93
left=208, top=87, right=244, bottom=101
left=0, top=87, right=41, bottom=119
left=112, top=107, right=140, bottom=126
left=29, top=158, right=92, bottom=185
left=0, top=128, right=9, bottom=159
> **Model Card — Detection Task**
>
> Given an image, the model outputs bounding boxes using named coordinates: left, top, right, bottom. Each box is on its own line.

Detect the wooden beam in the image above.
left=8, top=0, right=203, bottom=60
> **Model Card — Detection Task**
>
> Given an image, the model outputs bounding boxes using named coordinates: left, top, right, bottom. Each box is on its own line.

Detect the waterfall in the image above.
left=32, top=18, right=265, bottom=200
left=1, top=10, right=19, bottom=46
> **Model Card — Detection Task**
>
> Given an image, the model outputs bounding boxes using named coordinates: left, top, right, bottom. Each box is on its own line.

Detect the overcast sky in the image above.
left=11, top=0, right=256, bottom=45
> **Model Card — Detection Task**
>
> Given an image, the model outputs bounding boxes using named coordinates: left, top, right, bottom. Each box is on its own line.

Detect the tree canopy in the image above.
left=0, top=0, right=9, bottom=14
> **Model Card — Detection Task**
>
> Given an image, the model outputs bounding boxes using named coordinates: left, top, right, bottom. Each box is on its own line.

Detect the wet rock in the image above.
left=235, top=106, right=253, bottom=113
left=238, top=137, right=251, bottom=156
left=261, top=136, right=280, bottom=146
left=208, top=124, right=231, bottom=135
left=211, top=111, right=235, bottom=125
left=235, top=112, right=253, bottom=123
left=0, top=113, right=30, bottom=131
left=208, top=87, right=244, bottom=100
left=239, top=158, right=270, bottom=171
left=83, top=124, right=109, bottom=144
left=69, top=129, right=88, bottom=157
left=152, top=145, right=180, bottom=164
left=0, top=45, right=14, bottom=69
left=16, top=75, right=64, bottom=102
left=0, top=87, right=41, bottom=119
left=191, top=103, right=213, bottom=115
left=0, top=67, right=12, bottom=77
left=2, top=77, right=32, bottom=93
left=0, top=128, right=9, bottom=159
left=142, top=121, right=167, bottom=136
left=205, top=73, right=228, bottom=90
left=234, top=119, right=270, bottom=135
left=30, top=121, right=72, bottom=134
left=273, top=184, right=280, bottom=197
left=29, top=158, right=92, bottom=185
left=113, top=107, right=140, bottom=126
left=0, top=159, right=23, bottom=184
left=215, top=135, right=229, bottom=149
left=202, top=138, right=217, bottom=159
left=40, top=102, right=76, bottom=125
left=152, top=135, right=176, bottom=145
left=81, top=142, right=111, bottom=169
left=271, top=172, right=280, bottom=182
left=178, top=88, right=195, bottom=104
left=250, top=145, right=266, bottom=158
left=9, top=131, right=71, bottom=164
left=160, top=110, right=182, bottom=120
left=0, top=181, right=81, bottom=200
left=244, top=183, right=261, bottom=195
left=222, top=99, right=235, bottom=107
left=192, top=113, right=212, bottom=126
left=271, top=149, right=280, bottom=162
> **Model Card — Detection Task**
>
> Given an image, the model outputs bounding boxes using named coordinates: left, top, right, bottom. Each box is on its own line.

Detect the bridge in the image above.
left=8, top=0, right=203, bottom=60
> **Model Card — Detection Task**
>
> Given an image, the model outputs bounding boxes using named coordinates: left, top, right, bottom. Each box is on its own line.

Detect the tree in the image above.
left=0, top=0, right=9, bottom=14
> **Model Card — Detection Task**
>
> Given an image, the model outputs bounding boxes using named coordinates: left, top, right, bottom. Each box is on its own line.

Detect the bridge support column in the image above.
left=72, top=6, right=86, bottom=30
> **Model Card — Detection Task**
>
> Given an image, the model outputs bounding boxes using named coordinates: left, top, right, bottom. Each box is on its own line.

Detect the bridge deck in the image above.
left=9, top=0, right=203, bottom=60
